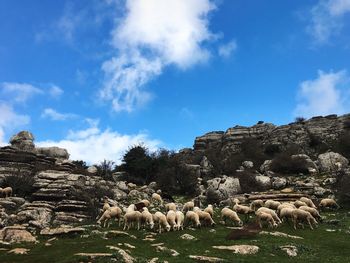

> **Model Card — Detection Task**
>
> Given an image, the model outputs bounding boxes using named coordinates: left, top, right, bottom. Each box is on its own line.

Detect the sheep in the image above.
left=175, top=211, right=184, bottom=231
left=256, top=207, right=282, bottom=225
left=300, top=197, right=316, bottom=208
left=299, top=206, right=322, bottom=222
left=140, top=199, right=151, bottom=207
left=183, top=201, right=194, bottom=212
left=125, top=204, right=136, bottom=213
left=97, top=206, right=123, bottom=228
left=256, top=212, right=277, bottom=228
left=141, top=207, right=154, bottom=230
left=102, top=198, right=111, bottom=212
left=193, top=206, right=201, bottom=212
left=204, top=204, right=214, bottom=217
left=292, top=209, right=318, bottom=230
left=0, top=187, right=12, bottom=198
left=221, top=208, right=242, bottom=226
left=185, top=211, right=201, bottom=228
left=264, top=200, right=281, bottom=210
left=250, top=199, right=264, bottom=211
left=277, top=203, right=296, bottom=215
left=319, top=198, right=340, bottom=210
left=151, top=193, right=163, bottom=206
left=195, top=210, right=215, bottom=227
left=166, top=210, right=177, bottom=230
left=154, top=211, right=170, bottom=233
left=165, top=202, right=177, bottom=212
left=123, top=211, right=142, bottom=230
left=233, top=203, right=253, bottom=222
left=294, top=200, right=308, bottom=208
left=279, top=207, right=295, bottom=223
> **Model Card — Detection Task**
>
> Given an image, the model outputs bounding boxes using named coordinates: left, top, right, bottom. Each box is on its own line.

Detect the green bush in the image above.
left=270, top=152, right=309, bottom=174
left=1, top=168, right=35, bottom=199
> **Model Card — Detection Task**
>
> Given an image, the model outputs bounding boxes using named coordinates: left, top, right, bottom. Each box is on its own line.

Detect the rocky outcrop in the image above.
left=35, top=147, right=69, bottom=160
left=317, top=152, right=349, bottom=173
left=9, top=131, right=35, bottom=152
left=206, top=176, right=241, bottom=199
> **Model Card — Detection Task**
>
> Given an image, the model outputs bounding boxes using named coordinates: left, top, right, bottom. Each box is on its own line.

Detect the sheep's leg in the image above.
left=293, top=218, right=297, bottom=230
left=307, top=219, right=313, bottom=230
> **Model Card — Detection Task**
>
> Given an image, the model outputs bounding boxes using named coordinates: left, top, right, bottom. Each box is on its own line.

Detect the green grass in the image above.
left=1, top=209, right=350, bottom=263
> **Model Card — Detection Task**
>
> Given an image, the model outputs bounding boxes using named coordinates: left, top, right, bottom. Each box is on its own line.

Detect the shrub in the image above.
left=295, top=116, right=306, bottom=123
left=95, top=160, right=115, bottom=181
left=333, top=132, right=350, bottom=159
left=264, top=144, right=281, bottom=157
left=71, top=160, right=89, bottom=175
left=1, top=167, right=35, bottom=199
left=270, top=152, right=309, bottom=174
left=336, top=170, right=350, bottom=207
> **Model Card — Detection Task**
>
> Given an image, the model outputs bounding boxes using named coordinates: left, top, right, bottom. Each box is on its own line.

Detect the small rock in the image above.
left=180, top=234, right=196, bottom=240
left=106, top=246, right=135, bottom=263
left=124, top=243, right=135, bottom=249
left=189, top=255, right=225, bottom=262
left=259, top=231, right=303, bottom=239
left=75, top=253, right=112, bottom=259
left=280, top=245, right=298, bottom=257
left=8, top=248, right=30, bottom=255
left=212, top=245, right=259, bottom=255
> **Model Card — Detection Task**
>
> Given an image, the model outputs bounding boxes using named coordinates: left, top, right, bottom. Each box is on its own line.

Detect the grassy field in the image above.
left=0, top=209, right=349, bottom=263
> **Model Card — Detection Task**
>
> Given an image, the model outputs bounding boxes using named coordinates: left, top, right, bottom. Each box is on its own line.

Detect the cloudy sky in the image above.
left=1, top=0, right=350, bottom=164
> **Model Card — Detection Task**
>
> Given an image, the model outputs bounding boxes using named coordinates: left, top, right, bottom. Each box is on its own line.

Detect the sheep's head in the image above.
left=166, top=224, right=171, bottom=232
left=238, top=220, right=243, bottom=227
left=150, top=222, right=154, bottom=229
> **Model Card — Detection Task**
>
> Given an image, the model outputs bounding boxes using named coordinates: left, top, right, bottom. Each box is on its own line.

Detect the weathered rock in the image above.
left=9, top=131, right=35, bottom=152
left=189, top=255, right=225, bottom=262
left=242, top=161, right=254, bottom=169
left=0, top=226, right=37, bottom=243
left=272, top=177, right=287, bottom=189
left=318, top=152, right=349, bottom=173
left=260, top=160, right=272, bottom=174
left=212, top=245, right=259, bottom=255
left=206, top=176, right=241, bottom=200
left=255, top=175, right=271, bottom=190
left=40, top=227, right=85, bottom=236
left=280, top=245, right=298, bottom=257
left=180, top=234, right=196, bottom=240
left=35, top=146, right=69, bottom=160
left=87, top=166, right=97, bottom=174
left=107, top=246, right=135, bottom=263
left=259, top=231, right=303, bottom=239
left=8, top=248, right=30, bottom=255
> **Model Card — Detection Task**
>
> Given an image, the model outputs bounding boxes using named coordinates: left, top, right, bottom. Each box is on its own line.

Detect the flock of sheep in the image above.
left=97, top=192, right=340, bottom=233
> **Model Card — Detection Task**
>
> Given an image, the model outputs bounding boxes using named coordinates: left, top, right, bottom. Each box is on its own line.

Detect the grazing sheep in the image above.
left=299, top=206, right=321, bottom=221
left=250, top=199, right=264, bottom=211
left=166, top=210, right=177, bottom=230
left=175, top=211, right=184, bottom=231
left=102, top=198, right=111, bottom=212
left=165, top=202, right=177, bottom=212
left=279, top=207, right=295, bottom=223
left=195, top=210, right=215, bottom=227
left=233, top=203, right=253, bottom=222
left=256, top=207, right=282, bottom=225
left=185, top=211, right=201, bottom=228
left=125, top=204, right=136, bottom=213
left=123, top=211, right=142, bottom=230
left=292, top=209, right=318, bottom=230
left=256, top=212, right=277, bottom=228
left=183, top=201, right=194, bottom=212
left=141, top=207, right=154, bottom=230
left=264, top=200, right=281, bottom=210
left=0, top=187, right=12, bottom=198
left=97, top=206, right=123, bottom=227
left=277, top=203, right=296, bottom=215
left=294, top=200, right=308, bottom=208
left=140, top=199, right=151, bottom=207
left=221, top=208, right=242, bottom=226
left=151, top=193, right=163, bottom=205
left=204, top=205, right=214, bottom=217
left=319, top=198, right=340, bottom=210
left=300, top=197, right=316, bottom=208
left=154, top=211, right=171, bottom=233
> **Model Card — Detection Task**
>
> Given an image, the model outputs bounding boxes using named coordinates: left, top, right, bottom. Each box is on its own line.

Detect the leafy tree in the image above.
left=95, top=159, right=115, bottom=181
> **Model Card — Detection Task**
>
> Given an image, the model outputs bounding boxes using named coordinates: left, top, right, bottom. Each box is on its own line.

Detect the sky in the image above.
left=1, top=0, right=350, bottom=164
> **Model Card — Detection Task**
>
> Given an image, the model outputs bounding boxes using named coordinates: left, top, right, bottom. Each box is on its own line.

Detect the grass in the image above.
left=0, top=209, right=349, bottom=263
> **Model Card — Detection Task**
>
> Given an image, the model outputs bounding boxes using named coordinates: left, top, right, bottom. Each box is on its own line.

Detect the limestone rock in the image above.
left=212, top=245, right=259, bottom=255
left=0, top=226, right=37, bottom=243
left=189, top=255, right=225, bottom=262
left=180, top=234, right=196, bottom=240
left=9, top=131, right=35, bottom=151
left=87, top=166, right=97, bottom=174
left=272, top=177, right=287, bottom=189
left=40, top=226, right=85, bottom=236
left=280, top=245, right=298, bottom=257
left=318, top=152, right=349, bottom=173
left=35, top=146, right=69, bottom=160
left=242, top=161, right=254, bottom=169
left=206, top=176, right=241, bottom=200
left=255, top=175, right=271, bottom=190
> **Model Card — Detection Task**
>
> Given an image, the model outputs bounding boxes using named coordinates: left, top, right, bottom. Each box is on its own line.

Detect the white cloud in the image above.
left=41, top=108, right=78, bottom=121
left=294, top=70, right=350, bottom=118
left=0, top=102, right=31, bottom=146
left=36, top=120, right=161, bottom=164
left=101, top=0, right=217, bottom=112
left=1, top=82, right=43, bottom=103
left=307, top=0, right=350, bottom=44
left=49, top=85, right=64, bottom=98
left=218, top=40, right=237, bottom=58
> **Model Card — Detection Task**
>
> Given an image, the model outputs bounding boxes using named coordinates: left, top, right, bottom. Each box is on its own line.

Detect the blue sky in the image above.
left=1, top=0, right=350, bottom=164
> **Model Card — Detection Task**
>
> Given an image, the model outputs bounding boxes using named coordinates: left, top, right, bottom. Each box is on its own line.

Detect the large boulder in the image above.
left=0, top=226, right=37, bottom=243
left=9, top=131, right=35, bottom=151
left=317, top=152, right=349, bottom=173
left=260, top=160, right=272, bottom=174
left=206, top=176, right=241, bottom=200
left=35, top=146, right=69, bottom=160
left=255, top=175, right=271, bottom=190
left=272, top=177, right=287, bottom=189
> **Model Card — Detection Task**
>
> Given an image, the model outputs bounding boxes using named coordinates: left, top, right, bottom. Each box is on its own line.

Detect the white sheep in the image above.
left=183, top=201, right=194, bottom=212
left=97, top=206, right=123, bottom=227
left=154, top=211, right=171, bottom=233
left=165, top=202, right=177, bottom=212
left=151, top=193, right=163, bottom=206
left=140, top=199, right=151, bottom=207
left=279, top=207, right=295, bottom=223
left=166, top=210, right=177, bottom=230
left=256, top=212, right=277, bottom=228
left=102, top=198, right=111, bottom=212
left=175, top=211, right=184, bottom=231
left=123, top=211, right=142, bottom=230
left=233, top=203, right=253, bottom=221
left=256, top=207, right=282, bottom=225
left=141, top=207, right=154, bottom=230
left=299, top=206, right=321, bottom=221
left=264, top=200, right=281, bottom=210
left=250, top=199, right=264, bottom=211
left=292, top=209, right=318, bottom=230
left=319, top=198, right=340, bottom=210
left=195, top=210, right=215, bottom=227
left=277, top=203, right=296, bottom=215
left=185, top=211, right=201, bottom=228
left=0, top=187, right=12, bottom=198
left=300, top=197, right=316, bottom=208
left=204, top=204, right=214, bottom=217
left=294, top=200, right=308, bottom=208
left=125, top=204, right=136, bottom=213
left=221, top=207, right=242, bottom=226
